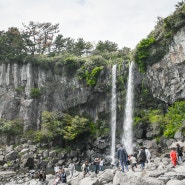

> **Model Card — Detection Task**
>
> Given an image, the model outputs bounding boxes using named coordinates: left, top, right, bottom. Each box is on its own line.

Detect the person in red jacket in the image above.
left=170, top=147, right=178, bottom=168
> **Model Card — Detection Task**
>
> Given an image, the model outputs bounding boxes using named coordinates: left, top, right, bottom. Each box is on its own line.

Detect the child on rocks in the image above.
left=129, top=154, right=137, bottom=172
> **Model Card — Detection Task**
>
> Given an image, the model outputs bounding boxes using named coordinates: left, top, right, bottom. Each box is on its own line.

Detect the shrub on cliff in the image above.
left=163, top=101, right=185, bottom=138
left=133, top=3, right=185, bottom=73
left=34, top=111, right=95, bottom=144
left=0, top=119, right=23, bottom=137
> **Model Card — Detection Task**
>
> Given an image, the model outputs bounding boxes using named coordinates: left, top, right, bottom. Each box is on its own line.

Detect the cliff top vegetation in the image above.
left=133, top=1, right=185, bottom=73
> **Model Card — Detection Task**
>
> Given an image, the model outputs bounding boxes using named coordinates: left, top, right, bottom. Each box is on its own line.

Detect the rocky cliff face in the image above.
left=1, top=27, right=185, bottom=143
left=147, top=27, right=185, bottom=104
left=0, top=62, right=115, bottom=132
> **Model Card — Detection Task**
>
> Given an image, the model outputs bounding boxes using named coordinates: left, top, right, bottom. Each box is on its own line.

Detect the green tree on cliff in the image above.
left=0, top=27, right=27, bottom=61
left=22, top=21, right=59, bottom=55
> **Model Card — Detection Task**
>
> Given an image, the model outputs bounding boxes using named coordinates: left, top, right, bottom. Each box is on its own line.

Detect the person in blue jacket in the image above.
left=60, top=168, right=67, bottom=183
left=117, top=144, right=128, bottom=172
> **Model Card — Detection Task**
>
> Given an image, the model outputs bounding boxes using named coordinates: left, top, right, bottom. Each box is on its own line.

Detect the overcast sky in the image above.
left=0, top=0, right=180, bottom=49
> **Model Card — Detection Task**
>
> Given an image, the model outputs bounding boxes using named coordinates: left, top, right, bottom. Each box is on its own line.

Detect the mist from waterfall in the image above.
left=122, top=61, right=134, bottom=155
left=110, top=64, right=117, bottom=164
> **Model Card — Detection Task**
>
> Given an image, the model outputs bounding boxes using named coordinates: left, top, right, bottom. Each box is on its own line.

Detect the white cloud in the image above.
left=0, top=0, right=180, bottom=49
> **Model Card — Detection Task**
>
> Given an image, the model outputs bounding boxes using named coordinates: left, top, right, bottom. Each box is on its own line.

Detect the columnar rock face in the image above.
left=147, top=27, right=185, bottom=104
left=0, top=62, right=113, bottom=131
left=1, top=27, right=185, bottom=139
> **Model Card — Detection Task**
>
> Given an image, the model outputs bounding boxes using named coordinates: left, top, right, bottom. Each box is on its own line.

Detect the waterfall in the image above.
left=110, top=64, right=117, bottom=164
left=122, top=61, right=134, bottom=155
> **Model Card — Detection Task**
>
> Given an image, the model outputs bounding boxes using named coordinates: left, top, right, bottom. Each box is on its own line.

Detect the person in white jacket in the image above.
left=145, top=148, right=151, bottom=163
left=68, top=160, right=75, bottom=179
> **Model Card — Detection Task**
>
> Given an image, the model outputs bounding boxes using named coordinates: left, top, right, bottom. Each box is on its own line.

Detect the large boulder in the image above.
left=113, top=171, right=164, bottom=185
left=99, top=169, right=114, bottom=184
left=79, top=177, right=101, bottom=185
left=5, top=151, right=18, bottom=161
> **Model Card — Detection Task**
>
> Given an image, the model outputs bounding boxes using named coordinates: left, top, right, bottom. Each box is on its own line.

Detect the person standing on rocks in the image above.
left=99, top=158, right=104, bottom=171
left=176, top=143, right=183, bottom=164
left=170, top=147, right=178, bottom=168
left=60, top=168, right=67, bottom=183
left=117, top=144, right=128, bottom=172
left=145, top=147, right=151, bottom=163
left=94, top=157, right=100, bottom=175
left=138, top=147, right=146, bottom=171
left=81, top=160, right=90, bottom=178
left=54, top=164, right=60, bottom=176
left=68, top=160, right=75, bottom=179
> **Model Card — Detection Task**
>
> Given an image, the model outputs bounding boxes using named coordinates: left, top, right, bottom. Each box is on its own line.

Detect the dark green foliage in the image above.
left=84, top=66, right=103, bottom=86
left=34, top=111, right=95, bottom=143
left=0, top=119, right=23, bottom=136
left=15, top=85, right=25, bottom=93
left=62, top=114, right=94, bottom=140
left=94, top=120, right=110, bottom=137
left=30, top=88, right=42, bottom=98
left=0, top=28, right=27, bottom=62
left=133, top=101, right=185, bottom=138
left=73, top=38, right=93, bottom=56
left=93, top=40, right=118, bottom=54
left=134, top=37, right=155, bottom=73
left=163, top=101, right=185, bottom=138
left=77, top=55, right=106, bottom=86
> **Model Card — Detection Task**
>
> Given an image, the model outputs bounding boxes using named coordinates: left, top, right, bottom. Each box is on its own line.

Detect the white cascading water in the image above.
left=122, top=61, right=134, bottom=155
left=110, top=64, right=117, bottom=164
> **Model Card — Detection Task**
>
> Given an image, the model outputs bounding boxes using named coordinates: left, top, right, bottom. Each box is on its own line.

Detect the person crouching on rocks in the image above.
left=38, top=167, right=46, bottom=181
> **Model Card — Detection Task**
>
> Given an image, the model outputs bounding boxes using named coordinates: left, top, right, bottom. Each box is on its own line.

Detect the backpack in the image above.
left=178, top=147, right=183, bottom=156
left=139, top=150, right=146, bottom=162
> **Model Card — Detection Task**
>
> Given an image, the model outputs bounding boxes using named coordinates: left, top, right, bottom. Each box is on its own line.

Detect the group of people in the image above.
left=54, top=165, right=67, bottom=185
left=117, top=144, right=151, bottom=172
left=53, top=158, right=104, bottom=183
left=170, top=143, right=184, bottom=168
left=41, top=143, right=184, bottom=184
left=117, top=143, right=184, bottom=173
left=54, top=159, right=77, bottom=184
left=81, top=157, right=104, bottom=178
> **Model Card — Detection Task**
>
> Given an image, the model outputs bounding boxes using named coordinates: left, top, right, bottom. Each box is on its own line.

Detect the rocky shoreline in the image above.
left=0, top=138, right=185, bottom=185
left=1, top=150, right=185, bottom=185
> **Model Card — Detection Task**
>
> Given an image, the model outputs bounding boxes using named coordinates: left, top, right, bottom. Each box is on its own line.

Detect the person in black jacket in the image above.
left=176, top=143, right=183, bottom=163
left=138, top=147, right=146, bottom=171
left=117, top=144, right=128, bottom=172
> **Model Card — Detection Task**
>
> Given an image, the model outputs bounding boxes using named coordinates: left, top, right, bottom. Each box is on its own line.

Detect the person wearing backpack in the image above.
left=138, top=147, right=146, bottom=171
left=117, top=144, right=128, bottom=172
left=176, top=143, right=183, bottom=164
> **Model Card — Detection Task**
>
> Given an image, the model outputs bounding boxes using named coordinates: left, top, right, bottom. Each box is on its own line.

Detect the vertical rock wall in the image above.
left=147, top=27, right=185, bottom=104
